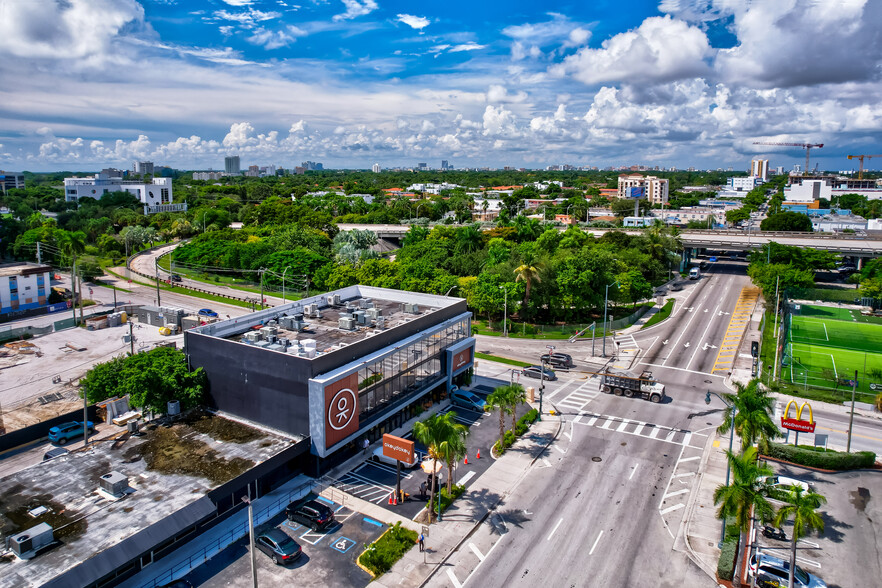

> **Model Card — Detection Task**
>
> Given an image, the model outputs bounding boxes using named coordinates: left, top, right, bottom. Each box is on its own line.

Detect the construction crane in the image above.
left=847, top=154, right=882, bottom=179
left=753, top=141, right=823, bottom=175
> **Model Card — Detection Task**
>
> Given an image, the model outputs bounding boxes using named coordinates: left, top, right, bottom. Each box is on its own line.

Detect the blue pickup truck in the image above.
left=48, top=421, right=95, bottom=445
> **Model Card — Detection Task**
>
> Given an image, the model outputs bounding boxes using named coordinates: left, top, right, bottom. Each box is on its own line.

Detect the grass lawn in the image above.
left=474, top=352, right=532, bottom=368
left=641, top=298, right=675, bottom=329
left=103, top=267, right=258, bottom=311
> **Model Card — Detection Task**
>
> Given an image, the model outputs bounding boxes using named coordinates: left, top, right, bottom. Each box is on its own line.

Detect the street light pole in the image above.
left=602, top=280, right=619, bottom=357
left=706, top=391, right=736, bottom=547
left=847, top=370, right=858, bottom=453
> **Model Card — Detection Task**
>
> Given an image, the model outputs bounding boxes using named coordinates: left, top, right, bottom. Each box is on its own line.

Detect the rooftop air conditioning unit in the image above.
left=376, top=316, right=386, bottom=329
left=99, top=471, right=129, bottom=497
left=167, top=400, right=181, bottom=415
left=327, top=295, right=335, bottom=306
left=333, top=294, right=342, bottom=305
left=354, top=311, right=369, bottom=325
left=9, top=523, right=54, bottom=557
left=360, top=298, right=373, bottom=309
left=339, top=317, right=356, bottom=330
left=304, top=303, right=317, bottom=315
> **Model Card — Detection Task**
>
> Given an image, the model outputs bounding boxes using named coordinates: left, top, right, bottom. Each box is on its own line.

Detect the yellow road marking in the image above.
left=712, top=287, right=760, bottom=373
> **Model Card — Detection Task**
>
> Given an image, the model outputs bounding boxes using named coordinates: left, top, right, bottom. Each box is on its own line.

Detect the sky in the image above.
left=1, top=0, right=881, bottom=172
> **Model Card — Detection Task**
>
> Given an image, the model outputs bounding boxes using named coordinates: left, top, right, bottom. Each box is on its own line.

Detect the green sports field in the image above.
left=783, top=306, right=882, bottom=395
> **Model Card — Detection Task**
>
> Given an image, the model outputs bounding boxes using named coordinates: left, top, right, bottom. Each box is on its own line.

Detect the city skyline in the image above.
left=1, top=0, right=881, bottom=172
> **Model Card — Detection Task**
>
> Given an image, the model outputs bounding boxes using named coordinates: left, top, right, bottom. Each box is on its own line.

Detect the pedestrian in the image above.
left=418, top=532, right=425, bottom=552
left=420, top=481, right=427, bottom=499
left=362, top=437, right=370, bottom=455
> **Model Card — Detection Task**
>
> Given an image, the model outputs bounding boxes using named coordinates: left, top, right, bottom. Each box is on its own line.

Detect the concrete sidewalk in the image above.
left=350, top=403, right=561, bottom=588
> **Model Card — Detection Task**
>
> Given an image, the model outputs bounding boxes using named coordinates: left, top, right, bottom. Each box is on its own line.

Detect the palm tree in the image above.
left=507, top=384, right=527, bottom=432
left=718, top=379, right=780, bottom=450
left=59, top=231, right=87, bottom=323
left=485, top=386, right=515, bottom=453
left=456, top=225, right=483, bottom=254
left=514, top=262, right=542, bottom=311
left=713, top=447, right=776, bottom=533
left=413, top=411, right=468, bottom=522
left=436, top=419, right=469, bottom=495
left=773, top=487, right=826, bottom=588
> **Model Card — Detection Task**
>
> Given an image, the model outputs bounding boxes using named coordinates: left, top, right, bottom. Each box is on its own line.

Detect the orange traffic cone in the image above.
left=476, top=449, right=481, bottom=459
left=393, top=492, right=398, bottom=505
left=388, top=492, right=395, bottom=505
left=464, top=455, right=469, bottom=465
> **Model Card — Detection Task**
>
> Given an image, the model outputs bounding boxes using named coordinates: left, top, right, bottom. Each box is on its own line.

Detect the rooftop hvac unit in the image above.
left=366, top=308, right=381, bottom=320
left=266, top=320, right=278, bottom=327
left=259, top=326, right=277, bottom=337
left=376, top=316, right=386, bottom=329
left=304, top=348, right=316, bottom=358
left=304, top=303, right=317, bottom=315
left=339, top=317, right=356, bottom=330
left=267, top=344, right=284, bottom=352
left=279, top=317, right=294, bottom=330
left=167, top=400, right=181, bottom=415
left=294, top=313, right=304, bottom=321
left=9, top=523, right=54, bottom=557
left=99, top=471, right=129, bottom=497
left=278, top=337, right=289, bottom=347
left=359, top=298, right=373, bottom=309
left=245, top=332, right=262, bottom=342
left=266, top=335, right=277, bottom=344
left=301, top=338, right=317, bottom=349
left=255, top=340, right=271, bottom=348
left=333, top=294, right=342, bottom=305
left=409, top=304, right=420, bottom=314
left=354, top=311, right=369, bottom=325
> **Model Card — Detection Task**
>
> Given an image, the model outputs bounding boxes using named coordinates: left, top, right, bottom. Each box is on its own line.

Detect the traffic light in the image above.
left=751, top=341, right=759, bottom=358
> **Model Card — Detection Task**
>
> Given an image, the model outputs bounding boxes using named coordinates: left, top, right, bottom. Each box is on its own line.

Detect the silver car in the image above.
left=750, top=553, right=826, bottom=588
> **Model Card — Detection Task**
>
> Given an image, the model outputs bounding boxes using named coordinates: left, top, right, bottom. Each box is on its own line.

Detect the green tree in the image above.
left=713, top=446, right=776, bottom=534
left=859, top=277, right=882, bottom=309
left=773, top=487, right=826, bottom=588
left=760, top=211, right=813, bottom=232
left=485, top=386, right=516, bottom=451
left=717, top=379, right=781, bottom=450
left=514, top=261, right=542, bottom=314
left=747, top=263, right=814, bottom=301
left=436, top=416, right=469, bottom=495
left=505, top=384, right=527, bottom=432
left=413, top=411, right=467, bottom=522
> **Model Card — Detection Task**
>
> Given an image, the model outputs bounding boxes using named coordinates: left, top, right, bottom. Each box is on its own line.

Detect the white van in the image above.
left=689, top=267, right=700, bottom=280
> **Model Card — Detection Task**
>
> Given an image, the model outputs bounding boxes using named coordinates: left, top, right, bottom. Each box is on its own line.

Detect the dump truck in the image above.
left=599, top=368, right=666, bottom=403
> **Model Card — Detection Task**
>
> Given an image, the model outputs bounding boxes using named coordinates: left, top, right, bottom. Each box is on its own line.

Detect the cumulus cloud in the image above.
left=333, top=0, right=378, bottom=22
left=214, top=8, right=282, bottom=26
left=397, top=14, right=430, bottom=30
left=482, top=105, right=520, bottom=138
left=553, top=16, right=712, bottom=85
left=502, top=13, right=592, bottom=48
left=449, top=42, right=485, bottom=53
left=247, top=25, right=307, bottom=49
left=0, top=0, right=144, bottom=60
left=487, top=85, right=528, bottom=104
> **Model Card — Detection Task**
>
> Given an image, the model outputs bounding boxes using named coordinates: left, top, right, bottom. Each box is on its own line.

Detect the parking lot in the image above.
left=184, top=495, right=386, bottom=588
left=329, top=377, right=531, bottom=520
left=751, top=463, right=882, bottom=588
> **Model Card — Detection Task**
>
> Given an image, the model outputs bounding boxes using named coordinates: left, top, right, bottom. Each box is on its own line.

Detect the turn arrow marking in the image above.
left=663, top=339, right=669, bottom=345
left=684, top=342, right=691, bottom=348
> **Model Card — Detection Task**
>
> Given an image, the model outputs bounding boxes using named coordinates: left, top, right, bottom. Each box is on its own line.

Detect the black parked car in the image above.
left=286, top=499, right=335, bottom=531
left=255, top=529, right=302, bottom=565
left=540, top=352, right=574, bottom=368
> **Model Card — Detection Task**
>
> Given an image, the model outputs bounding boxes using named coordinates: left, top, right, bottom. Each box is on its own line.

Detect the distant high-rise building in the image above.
left=301, top=161, right=323, bottom=171
left=417, top=162, right=428, bottom=171
left=372, top=163, right=381, bottom=173
left=617, top=174, right=669, bottom=205
left=133, top=161, right=154, bottom=176
left=245, top=165, right=260, bottom=177
left=751, top=158, right=769, bottom=181
left=225, top=155, right=241, bottom=175
left=0, top=171, right=25, bottom=193
left=441, top=160, right=449, bottom=170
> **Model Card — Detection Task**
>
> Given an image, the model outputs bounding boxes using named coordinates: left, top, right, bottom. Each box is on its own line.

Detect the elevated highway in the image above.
left=337, top=223, right=882, bottom=257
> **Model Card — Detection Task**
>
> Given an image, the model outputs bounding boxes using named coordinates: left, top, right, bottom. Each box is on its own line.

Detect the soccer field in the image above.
left=784, top=313, right=882, bottom=394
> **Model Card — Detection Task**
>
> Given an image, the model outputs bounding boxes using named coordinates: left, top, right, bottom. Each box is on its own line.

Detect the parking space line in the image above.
left=589, top=530, right=603, bottom=556
left=447, top=568, right=464, bottom=588
left=546, top=518, right=563, bottom=541
left=663, top=488, right=689, bottom=499
left=363, top=517, right=384, bottom=527
left=299, top=528, right=331, bottom=545
left=360, top=460, right=414, bottom=479
left=468, top=542, right=485, bottom=561
left=660, top=503, right=685, bottom=515
left=553, top=444, right=566, bottom=454
left=629, top=463, right=639, bottom=480
left=677, top=456, right=700, bottom=463
left=459, top=471, right=476, bottom=486
left=316, top=496, right=335, bottom=506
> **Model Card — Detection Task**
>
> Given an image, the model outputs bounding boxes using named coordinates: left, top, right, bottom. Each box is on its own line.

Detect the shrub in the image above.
left=426, top=483, right=465, bottom=514
left=495, top=409, right=540, bottom=455
left=764, top=442, right=875, bottom=470
left=717, top=528, right=740, bottom=581
left=359, top=522, right=417, bottom=576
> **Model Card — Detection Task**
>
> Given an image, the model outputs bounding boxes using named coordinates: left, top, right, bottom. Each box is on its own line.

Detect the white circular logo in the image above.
left=328, top=388, right=356, bottom=431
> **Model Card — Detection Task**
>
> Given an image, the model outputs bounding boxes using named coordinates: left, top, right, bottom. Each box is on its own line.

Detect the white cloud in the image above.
left=333, top=0, right=378, bottom=22
left=554, top=16, right=711, bottom=85
left=247, top=25, right=307, bottom=49
left=449, top=42, right=485, bottom=53
left=486, top=85, right=527, bottom=104
left=502, top=13, right=592, bottom=48
left=482, top=105, right=520, bottom=138
left=0, top=0, right=144, bottom=60
left=214, top=8, right=282, bottom=26
left=222, top=0, right=254, bottom=5
left=397, top=14, right=430, bottom=30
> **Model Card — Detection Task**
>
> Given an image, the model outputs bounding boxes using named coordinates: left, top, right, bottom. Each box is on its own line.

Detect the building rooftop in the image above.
left=0, top=262, right=52, bottom=278
left=0, top=411, right=291, bottom=588
left=190, top=286, right=461, bottom=359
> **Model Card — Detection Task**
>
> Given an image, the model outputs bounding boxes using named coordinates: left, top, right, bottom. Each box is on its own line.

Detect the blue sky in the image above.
left=1, top=0, right=881, bottom=172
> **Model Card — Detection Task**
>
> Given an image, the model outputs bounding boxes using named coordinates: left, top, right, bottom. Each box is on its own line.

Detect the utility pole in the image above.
left=602, top=280, right=619, bottom=357
left=36, top=242, right=41, bottom=264
left=242, top=496, right=258, bottom=588
left=259, top=268, right=265, bottom=310
left=847, top=370, right=858, bottom=453
left=112, top=286, right=117, bottom=309
left=154, top=259, right=161, bottom=307
left=70, top=262, right=78, bottom=325
left=499, top=286, right=508, bottom=336
left=129, top=321, right=135, bottom=355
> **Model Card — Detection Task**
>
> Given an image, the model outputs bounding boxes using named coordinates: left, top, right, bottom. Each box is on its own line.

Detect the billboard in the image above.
left=382, top=434, right=415, bottom=463
left=324, top=373, right=359, bottom=448
left=628, top=186, right=645, bottom=199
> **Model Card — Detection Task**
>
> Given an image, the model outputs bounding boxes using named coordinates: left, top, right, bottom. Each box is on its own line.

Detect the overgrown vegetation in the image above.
left=359, top=522, right=417, bottom=576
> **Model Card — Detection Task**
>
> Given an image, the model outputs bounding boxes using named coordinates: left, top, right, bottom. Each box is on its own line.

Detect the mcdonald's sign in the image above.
left=781, top=400, right=816, bottom=433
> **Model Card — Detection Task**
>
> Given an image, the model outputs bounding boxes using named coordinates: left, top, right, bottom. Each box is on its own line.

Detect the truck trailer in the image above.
left=599, top=368, right=666, bottom=403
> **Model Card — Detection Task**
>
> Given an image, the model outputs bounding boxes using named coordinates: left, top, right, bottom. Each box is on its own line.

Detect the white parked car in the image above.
left=765, top=475, right=812, bottom=493
left=372, top=446, right=420, bottom=468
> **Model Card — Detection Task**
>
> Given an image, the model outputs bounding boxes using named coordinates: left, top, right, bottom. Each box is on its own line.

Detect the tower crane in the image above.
left=752, top=141, right=823, bottom=175
left=846, top=154, right=882, bottom=179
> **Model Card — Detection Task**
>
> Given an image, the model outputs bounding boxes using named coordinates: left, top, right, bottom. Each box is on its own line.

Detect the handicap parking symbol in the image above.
left=330, top=536, right=355, bottom=553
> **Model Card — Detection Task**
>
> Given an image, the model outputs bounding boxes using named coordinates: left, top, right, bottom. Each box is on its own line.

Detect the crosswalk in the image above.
left=555, top=380, right=601, bottom=412
left=573, top=411, right=694, bottom=447
left=657, top=427, right=712, bottom=536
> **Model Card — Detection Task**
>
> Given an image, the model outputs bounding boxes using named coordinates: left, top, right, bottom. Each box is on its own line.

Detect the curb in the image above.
left=758, top=454, right=882, bottom=474
left=679, top=429, right=722, bottom=582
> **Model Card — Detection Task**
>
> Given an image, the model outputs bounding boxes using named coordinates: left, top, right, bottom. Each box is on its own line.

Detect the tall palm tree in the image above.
left=486, top=386, right=515, bottom=452
left=436, top=419, right=469, bottom=495
left=773, top=487, right=826, bottom=588
left=514, top=263, right=542, bottom=311
left=413, top=411, right=467, bottom=521
left=718, top=379, right=780, bottom=450
left=59, top=231, right=87, bottom=323
left=507, top=384, right=527, bottom=432
left=714, top=447, right=776, bottom=587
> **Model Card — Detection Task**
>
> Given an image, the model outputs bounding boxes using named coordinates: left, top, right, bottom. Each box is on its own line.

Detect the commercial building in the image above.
left=0, top=170, right=25, bottom=192
left=224, top=155, right=241, bottom=175
left=727, top=176, right=763, bottom=192
left=184, top=285, right=474, bottom=463
left=0, top=262, right=52, bottom=315
left=751, top=159, right=769, bottom=181
left=372, top=163, right=381, bottom=173
left=783, top=176, right=882, bottom=203
left=650, top=208, right=726, bottom=227
left=192, top=171, right=224, bottom=181
left=301, top=161, right=323, bottom=171
left=63, top=173, right=173, bottom=206
left=617, top=174, right=669, bottom=205
left=133, top=161, right=154, bottom=176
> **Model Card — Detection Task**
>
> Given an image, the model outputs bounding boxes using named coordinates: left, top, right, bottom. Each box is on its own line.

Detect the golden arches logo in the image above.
left=783, top=400, right=814, bottom=423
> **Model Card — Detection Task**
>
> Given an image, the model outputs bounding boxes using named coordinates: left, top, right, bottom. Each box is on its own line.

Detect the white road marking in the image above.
left=648, top=427, right=661, bottom=439
left=687, top=299, right=722, bottom=369
left=586, top=416, right=598, bottom=426
left=589, top=530, right=603, bottom=555
left=638, top=362, right=725, bottom=377
left=660, top=503, right=685, bottom=515
left=664, top=297, right=704, bottom=365
left=616, top=419, right=632, bottom=432
left=447, top=568, right=464, bottom=588
left=459, top=471, right=476, bottom=485
left=547, top=518, right=563, bottom=541
left=541, top=457, right=552, bottom=468
left=673, top=472, right=696, bottom=478
left=554, top=444, right=566, bottom=454
left=677, top=455, right=700, bottom=463
left=663, top=488, right=690, bottom=499
left=629, top=463, right=639, bottom=480
left=469, top=542, right=486, bottom=561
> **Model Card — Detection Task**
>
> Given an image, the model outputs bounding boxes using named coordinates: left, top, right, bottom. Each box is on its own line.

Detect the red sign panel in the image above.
left=452, top=346, right=473, bottom=372
left=781, top=418, right=816, bottom=433
left=382, top=434, right=415, bottom=463
left=324, top=373, right=359, bottom=449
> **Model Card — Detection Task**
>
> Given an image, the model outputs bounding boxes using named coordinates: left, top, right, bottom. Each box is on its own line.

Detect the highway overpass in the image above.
left=337, top=223, right=882, bottom=257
